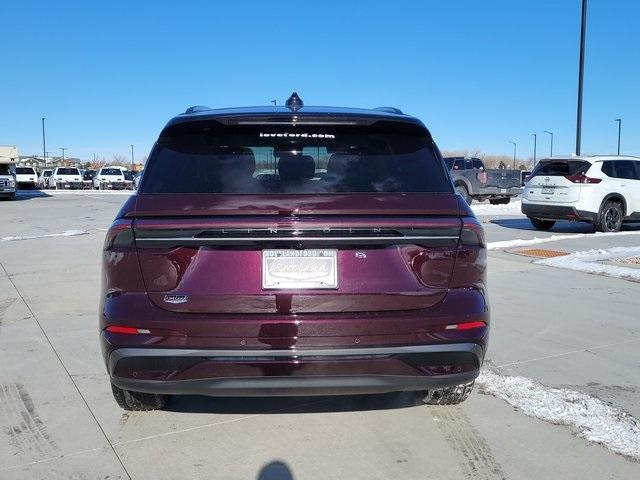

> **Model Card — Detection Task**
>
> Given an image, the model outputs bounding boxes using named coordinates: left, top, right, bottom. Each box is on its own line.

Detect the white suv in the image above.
left=49, top=167, right=83, bottom=190
left=522, top=155, right=640, bottom=232
left=93, top=167, right=126, bottom=190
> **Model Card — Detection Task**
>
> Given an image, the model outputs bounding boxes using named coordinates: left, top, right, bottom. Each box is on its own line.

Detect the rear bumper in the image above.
left=521, top=203, right=597, bottom=222
left=477, top=186, right=522, bottom=197
left=108, top=343, right=483, bottom=396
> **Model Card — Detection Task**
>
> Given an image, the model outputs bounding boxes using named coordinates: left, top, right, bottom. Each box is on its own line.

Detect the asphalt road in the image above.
left=1, top=192, right=639, bottom=479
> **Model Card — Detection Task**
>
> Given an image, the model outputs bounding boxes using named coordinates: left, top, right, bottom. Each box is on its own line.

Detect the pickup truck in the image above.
left=444, top=157, right=522, bottom=204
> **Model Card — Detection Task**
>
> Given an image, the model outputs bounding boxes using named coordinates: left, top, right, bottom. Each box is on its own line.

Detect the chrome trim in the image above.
left=137, top=235, right=459, bottom=243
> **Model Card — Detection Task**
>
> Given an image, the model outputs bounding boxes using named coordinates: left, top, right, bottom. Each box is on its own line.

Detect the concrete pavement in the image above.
left=0, top=194, right=639, bottom=479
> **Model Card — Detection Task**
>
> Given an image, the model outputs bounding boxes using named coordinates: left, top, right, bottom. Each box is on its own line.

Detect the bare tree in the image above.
left=110, top=154, right=127, bottom=166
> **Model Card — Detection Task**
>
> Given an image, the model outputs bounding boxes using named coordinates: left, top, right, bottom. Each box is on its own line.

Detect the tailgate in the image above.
left=133, top=193, right=462, bottom=315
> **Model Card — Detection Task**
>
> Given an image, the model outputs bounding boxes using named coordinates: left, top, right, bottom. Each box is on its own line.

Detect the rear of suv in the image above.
left=49, top=167, right=83, bottom=189
left=100, top=94, right=489, bottom=410
left=522, top=155, right=640, bottom=232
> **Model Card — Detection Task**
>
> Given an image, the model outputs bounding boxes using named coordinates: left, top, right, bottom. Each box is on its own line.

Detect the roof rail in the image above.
left=184, top=105, right=211, bottom=114
left=373, top=106, right=404, bottom=115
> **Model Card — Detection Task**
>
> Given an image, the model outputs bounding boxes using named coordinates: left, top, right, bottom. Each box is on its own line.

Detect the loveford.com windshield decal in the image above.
left=259, top=132, right=335, bottom=139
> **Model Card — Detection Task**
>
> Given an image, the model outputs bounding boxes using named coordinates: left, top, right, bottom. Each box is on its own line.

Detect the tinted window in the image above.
left=83, top=170, right=96, bottom=180
left=0, top=165, right=11, bottom=175
left=532, top=160, right=590, bottom=177
left=444, top=158, right=454, bottom=170
left=601, top=161, right=614, bottom=177
left=57, top=168, right=80, bottom=175
left=123, top=171, right=134, bottom=180
left=16, top=167, right=35, bottom=174
left=472, top=159, right=484, bottom=170
left=453, top=159, right=464, bottom=170
left=614, top=161, right=638, bottom=180
left=101, top=168, right=122, bottom=176
left=141, top=121, right=452, bottom=194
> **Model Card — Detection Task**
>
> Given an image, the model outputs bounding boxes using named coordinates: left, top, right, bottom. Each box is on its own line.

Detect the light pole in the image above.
left=130, top=144, right=135, bottom=171
left=509, top=141, right=517, bottom=169
left=544, top=130, right=554, bottom=157
left=575, top=0, right=588, bottom=155
left=41, top=117, right=47, bottom=167
left=614, top=118, right=622, bottom=155
left=532, top=133, right=537, bottom=167
left=60, top=148, right=67, bottom=163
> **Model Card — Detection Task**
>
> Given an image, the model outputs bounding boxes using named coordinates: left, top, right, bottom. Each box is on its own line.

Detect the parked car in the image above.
left=49, top=167, right=83, bottom=189
left=444, top=157, right=522, bottom=204
left=522, top=155, right=640, bottom=232
left=123, top=170, right=135, bottom=190
left=82, top=169, right=96, bottom=189
left=133, top=171, right=143, bottom=189
left=39, top=169, right=53, bottom=188
left=0, top=160, right=16, bottom=200
left=93, top=167, right=127, bottom=190
left=100, top=94, right=489, bottom=410
left=15, top=166, right=39, bottom=189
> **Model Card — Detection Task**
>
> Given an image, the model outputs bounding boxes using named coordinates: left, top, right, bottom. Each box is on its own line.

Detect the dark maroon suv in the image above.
left=100, top=94, right=488, bottom=410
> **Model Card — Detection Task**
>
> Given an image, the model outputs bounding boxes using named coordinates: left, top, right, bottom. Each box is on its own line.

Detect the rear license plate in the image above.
left=542, top=187, right=554, bottom=194
left=500, top=188, right=507, bottom=193
left=262, top=249, right=338, bottom=289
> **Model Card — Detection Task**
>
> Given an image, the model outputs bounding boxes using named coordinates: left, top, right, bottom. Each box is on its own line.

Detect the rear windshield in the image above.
left=141, top=121, right=452, bottom=194
left=101, top=168, right=122, bottom=176
left=532, top=160, right=590, bottom=176
left=16, top=167, right=35, bottom=174
left=57, top=168, right=80, bottom=175
left=0, top=165, right=11, bottom=175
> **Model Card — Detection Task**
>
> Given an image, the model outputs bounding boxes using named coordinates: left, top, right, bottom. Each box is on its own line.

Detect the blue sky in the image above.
left=1, top=0, right=638, bottom=162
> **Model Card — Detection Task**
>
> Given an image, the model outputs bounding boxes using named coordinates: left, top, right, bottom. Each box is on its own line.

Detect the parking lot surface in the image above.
left=1, top=192, right=639, bottom=479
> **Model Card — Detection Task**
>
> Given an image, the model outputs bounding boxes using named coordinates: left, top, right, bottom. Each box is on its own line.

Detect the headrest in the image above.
left=278, top=154, right=315, bottom=182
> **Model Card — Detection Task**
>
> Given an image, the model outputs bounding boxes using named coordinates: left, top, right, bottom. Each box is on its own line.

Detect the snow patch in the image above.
left=477, top=369, right=640, bottom=460
left=535, top=246, right=640, bottom=282
left=1, top=230, right=88, bottom=242
left=487, top=230, right=640, bottom=250
left=471, top=199, right=523, bottom=217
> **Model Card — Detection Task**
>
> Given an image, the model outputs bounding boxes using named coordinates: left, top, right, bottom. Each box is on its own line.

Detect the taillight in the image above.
left=565, top=173, right=601, bottom=184
left=476, top=171, right=488, bottom=184
left=460, top=218, right=486, bottom=247
left=105, top=325, right=150, bottom=335
left=445, top=321, right=487, bottom=331
left=104, top=219, right=134, bottom=250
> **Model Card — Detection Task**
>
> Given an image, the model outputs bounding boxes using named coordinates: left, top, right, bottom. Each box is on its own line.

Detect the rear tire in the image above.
left=455, top=184, right=472, bottom=204
left=421, top=382, right=475, bottom=405
left=596, top=201, right=623, bottom=232
left=110, top=383, right=167, bottom=411
left=529, top=217, right=555, bottom=231
left=489, top=197, right=511, bottom=205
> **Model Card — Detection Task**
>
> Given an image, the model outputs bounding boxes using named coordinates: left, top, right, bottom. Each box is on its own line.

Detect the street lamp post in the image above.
left=130, top=144, right=135, bottom=171
left=41, top=117, right=47, bottom=167
left=509, top=141, right=517, bottom=169
left=544, top=131, right=554, bottom=157
left=60, top=148, right=67, bottom=163
left=575, top=0, right=588, bottom=155
left=614, top=119, right=622, bottom=155
left=532, top=133, right=537, bottom=167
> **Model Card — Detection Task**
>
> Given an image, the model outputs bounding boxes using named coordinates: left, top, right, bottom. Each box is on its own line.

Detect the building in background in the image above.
left=18, top=156, right=81, bottom=170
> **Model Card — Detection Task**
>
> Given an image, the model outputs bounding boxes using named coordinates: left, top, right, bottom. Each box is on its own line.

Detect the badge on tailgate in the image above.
left=262, top=249, right=338, bottom=289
